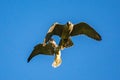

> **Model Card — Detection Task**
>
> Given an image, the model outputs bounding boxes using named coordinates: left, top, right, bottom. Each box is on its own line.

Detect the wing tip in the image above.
left=27, top=57, right=31, bottom=63
left=96, top=34, right=102, bottom=41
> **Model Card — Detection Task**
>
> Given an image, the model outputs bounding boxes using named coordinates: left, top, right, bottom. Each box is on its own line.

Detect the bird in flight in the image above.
left=43, top=21, right=102, bottom=50
left=28, top=21, right=102, bottom=68
left=27, top=38, right=62, bottom=68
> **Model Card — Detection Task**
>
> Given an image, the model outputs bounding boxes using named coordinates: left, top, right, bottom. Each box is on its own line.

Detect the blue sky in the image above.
left=0, top=0, right=120, bottom=80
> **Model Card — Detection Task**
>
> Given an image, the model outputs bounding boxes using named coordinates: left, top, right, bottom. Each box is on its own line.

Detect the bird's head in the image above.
left=66, top=21, right=74, bottom=32
left=66, top=21, right=74, bottom=27
left=67, top=21, right=72, bottom=26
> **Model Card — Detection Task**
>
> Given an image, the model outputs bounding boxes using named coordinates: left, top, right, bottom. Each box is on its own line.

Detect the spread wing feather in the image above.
left=27, top=44, right=55, bottom=62
left=70, top=22, right=102, bottom=41
left=44, top=23, right=64, bottom=43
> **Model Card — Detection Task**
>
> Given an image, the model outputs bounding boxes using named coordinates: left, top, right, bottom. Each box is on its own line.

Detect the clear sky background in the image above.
left=0, top=0, right=120, bottom=80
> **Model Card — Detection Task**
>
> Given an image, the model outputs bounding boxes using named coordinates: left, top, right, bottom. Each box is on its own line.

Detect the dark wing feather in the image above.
left=27, top=44, right=55, bottom=62
left=70, top=22, right=102, bottom=41
left=44, top=23, right=64, bottom=43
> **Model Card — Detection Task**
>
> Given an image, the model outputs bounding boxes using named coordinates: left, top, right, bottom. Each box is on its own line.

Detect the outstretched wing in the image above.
left=70, top=22, right=102, bottom=41
left=44, top=23, right=64, bottom=43
left=27, top=44, right=55, bottom=62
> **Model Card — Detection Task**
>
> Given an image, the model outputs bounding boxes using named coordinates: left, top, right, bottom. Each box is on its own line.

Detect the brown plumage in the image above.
left=27, top=39, right=62, bottom=68
left=43, top=21, right=102, bottom=49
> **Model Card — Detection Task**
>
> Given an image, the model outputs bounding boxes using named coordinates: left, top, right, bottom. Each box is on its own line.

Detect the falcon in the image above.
left=27, top=39, right=62, bottom=68
left=43, top=21, right=102, bottom=49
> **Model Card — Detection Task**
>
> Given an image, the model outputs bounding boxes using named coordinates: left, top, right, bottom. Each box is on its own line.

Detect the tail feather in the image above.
left=59, top=38, right=73, bottom=49
left=65, top=38, right=73, bottom=48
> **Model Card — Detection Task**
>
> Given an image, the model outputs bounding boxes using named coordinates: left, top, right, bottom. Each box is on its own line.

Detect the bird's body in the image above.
left=58, top=22, right=74, bottom=49
left=27, top=21, right=102, bottom=68
left=43, top=21, right=102, bottom=49
left=61, top=22, right=74, bottom=39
